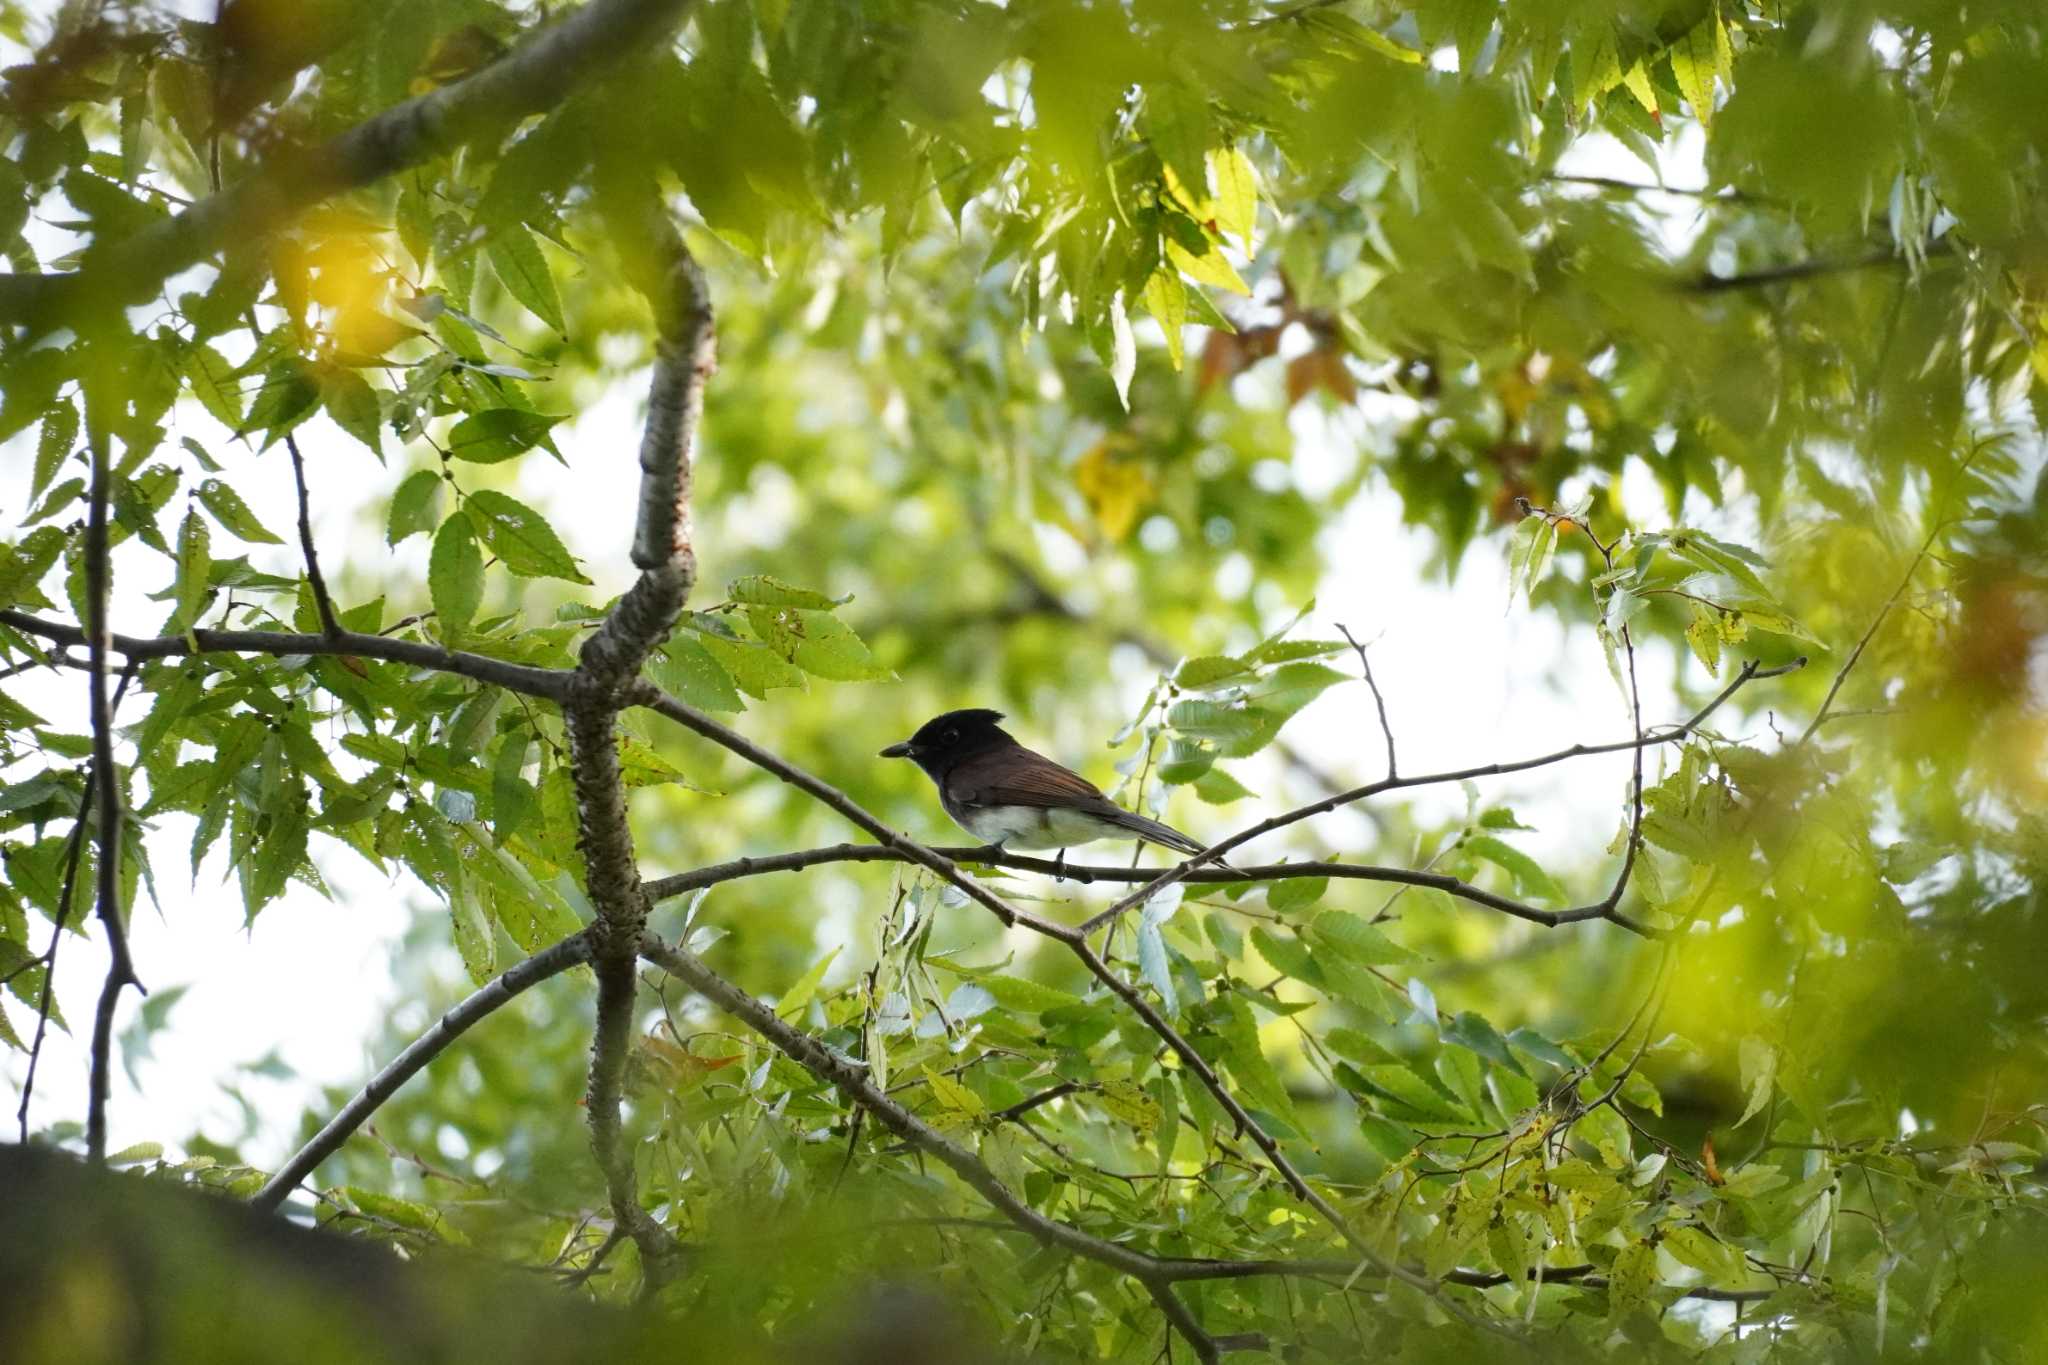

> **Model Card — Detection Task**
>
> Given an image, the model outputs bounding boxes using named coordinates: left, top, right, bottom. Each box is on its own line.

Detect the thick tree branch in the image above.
left=252, top=931, right=593, bottom=1212
left=0, top=610, right=572, bottom=701
left=0, top=0, right=702, bottom=335
left=83, top=431, right=142, bottom=1166
left=561, top=191, right=716, bottom=1290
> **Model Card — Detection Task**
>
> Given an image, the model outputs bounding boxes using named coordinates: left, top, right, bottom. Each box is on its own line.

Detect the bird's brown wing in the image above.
left=949, top=746, right=1107, bottom=809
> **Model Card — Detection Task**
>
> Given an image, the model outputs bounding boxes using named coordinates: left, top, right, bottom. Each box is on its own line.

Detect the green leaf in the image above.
left=320, top=366, right=384, bottom=454
left=648, top=636, right=745, bottom=712
left=386, top=469, right=443, bottom=545
left=194, top=479, right=284, bottom=544
left=1607, top=1239, right=1658, bottom=1320
left=1175, top=654, right=1250, bottom=688
left=1191, top=766, right=1254, bottom=805
left=1309, top=911, right=1413, bottom=965
left=32, top=399, right=79, bottom=502
left=1267, top=877, right=1328, bottom=914
left=1092, top=1077, right=1162, bottom=1132
left=182, top=342, right=243, bottom=430
left=778, top=947, right=841, bottom=1019
left=1443, top=1011, right=1525, bottom=1076
left=447, top=409, right=562, bottom=464
left=170, top=507, right=210, bottom=631
left=743, top=606, right=888, bottom=681
left=464, top=489, right=590, bottom=583
left=450, top=872, right=496, bottom=985
left=1462, top=834, right=1567, bottom=905
left=727, top=575, right=847, bottom=608
left=0, top=526, right=68, bottom=610
left=429, top=515, right=485, bottom=639
left=1736, top=1034, right=1776, bottom=1127
left=700, top=635, right=807, bottom=698
left=486, top=224, right=565, bottom=334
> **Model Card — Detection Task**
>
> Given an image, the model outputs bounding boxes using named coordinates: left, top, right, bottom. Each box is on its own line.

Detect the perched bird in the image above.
left=881, top=709, right=1210, bottom=878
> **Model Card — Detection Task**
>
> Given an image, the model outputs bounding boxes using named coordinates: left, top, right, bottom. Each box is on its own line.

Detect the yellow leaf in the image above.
left=1622, top=60, right=1659, bottom=117
left=1074, top=438, right=1154, bottom=541
left=1207, top=145, right=1258, bottom=249
left=1166, top=234, right=1250, bottom=296
left=922, top=1065, right=986, bottom=1127
left=1142, top=270, right=1188, bottom=371
left=1092, top=1078, right=1163, bottom=1132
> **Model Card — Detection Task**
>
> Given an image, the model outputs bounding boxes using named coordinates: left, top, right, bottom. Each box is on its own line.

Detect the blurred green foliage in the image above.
left=2, top=0, right=2045, bottom=1360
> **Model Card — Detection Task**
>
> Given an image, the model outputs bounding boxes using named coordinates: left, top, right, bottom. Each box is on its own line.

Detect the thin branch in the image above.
left=0, top=0, right=704, bottom=335
left=1799, top=511, right=1948, bottom=743
left=1684, top=240, right=1952, bottom=294
left=283, top=432, right=341, bottom=638
left=0, top=610, right=572, bottom=701
left=16, top=783, right=95, bottom=1145
left=643, top=844, right=1648, bottom=931
left=640, top=934, right=1217, bottom=1353
left=1072, top=656, right=1805, bottom=937
left=252, top=930, right=593, bottom=1212
left=1335, top=623, right=1395, bottom=778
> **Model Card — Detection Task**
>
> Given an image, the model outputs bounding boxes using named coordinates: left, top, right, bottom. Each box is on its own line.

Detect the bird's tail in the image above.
left=1108, top=809, right=1217, bottom=861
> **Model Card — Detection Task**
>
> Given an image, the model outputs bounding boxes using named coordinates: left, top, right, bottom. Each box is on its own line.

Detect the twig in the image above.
left=1685, top=240, right=1952, bottom=294
left=252, top=930, right=592, bottom=1211
left=283, top=431, right=341, bottom=638
left=1336, top=623, right=1395, bottom=778
left=1070, top=655, right=1803, bottom=937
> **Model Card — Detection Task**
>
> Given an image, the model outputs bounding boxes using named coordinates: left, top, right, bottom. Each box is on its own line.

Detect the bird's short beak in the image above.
left=879, top=741, right=913, bottom=759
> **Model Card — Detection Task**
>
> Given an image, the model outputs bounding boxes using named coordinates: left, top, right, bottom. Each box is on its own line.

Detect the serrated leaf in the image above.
left=386, top=469, right=443, bottom=545
left=1142, top=269, right=1187, bottom=371
left=1267, top=877, right=1328, bottom=914
left=1310, top=911, right=1413, bottom=965
left=182, top=343, right=243, bottom=430
left=194, top=479, right=284, bottom=544
left=171, top=507, right=210, bottom=631
left=1191, top=766, right=1254, bottom=804
left=1165, top=230, right=1250, bottom=296
left=1670, top=19, right=1718, bottom=126
left=921, top=1064, right=986, bottom=1125
left=321, top=366, right=383, bottom=454
left=727, top=575, right=846, bottom=608
left=429, top=515, right=484, bottom=639
left=32, top=399, right=79, bottom=502
left=464, top=489, right=589, bottom=583
left=1175, top=654, right=1250, bottom=688
left=778, top=946, right=841, bottom=1019
left=486, top=223, right=565, bottom=334
left=446, top=409, right=561, bottom=464
left=1463, top=834, right=1566, bottom=905
left=1092, top=1077, right=1163, bottom=1132
left=1208, top=145, right=1257, bottom=248
left=648, top=636, right=745, bottom=712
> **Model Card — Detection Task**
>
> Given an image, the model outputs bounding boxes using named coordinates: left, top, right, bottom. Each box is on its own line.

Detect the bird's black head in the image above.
left=880, top=709, right=1013, bottom=775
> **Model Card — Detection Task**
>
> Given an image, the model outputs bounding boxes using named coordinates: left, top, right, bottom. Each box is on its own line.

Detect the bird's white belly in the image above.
left=957, top=804, right=1112, bottom=850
